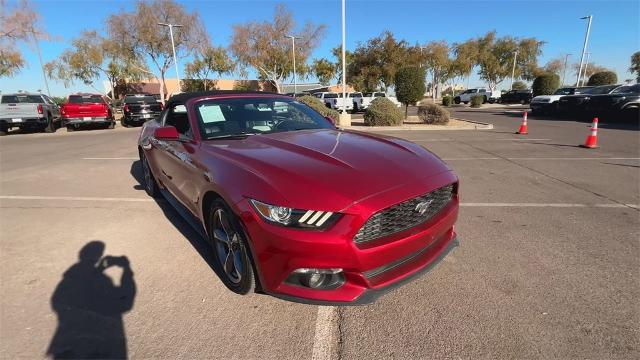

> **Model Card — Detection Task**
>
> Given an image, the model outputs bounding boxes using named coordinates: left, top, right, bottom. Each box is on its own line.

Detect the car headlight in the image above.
left=249, top=199, right=340, bottom=229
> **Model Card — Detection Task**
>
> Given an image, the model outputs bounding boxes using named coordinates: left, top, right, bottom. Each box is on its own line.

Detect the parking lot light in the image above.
left=576, top=15, right=593, bottom=86
left=157, top=23, right=183, bottom=93
left=284, top=35, right=300, bottom=94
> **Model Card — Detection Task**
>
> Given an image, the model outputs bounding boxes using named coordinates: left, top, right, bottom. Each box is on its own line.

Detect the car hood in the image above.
left=201, top=129, right=452, bottom=211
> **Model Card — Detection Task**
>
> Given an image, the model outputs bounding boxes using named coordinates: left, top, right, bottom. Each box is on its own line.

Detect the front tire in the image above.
left=454, top=97, right=461, bottom=104
left=141, top=152, right=161, bottom=198
left=208, top=199, right=255, bottom=295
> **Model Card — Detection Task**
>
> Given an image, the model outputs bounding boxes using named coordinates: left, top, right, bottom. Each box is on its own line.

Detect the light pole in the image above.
left=341, top=0, right=347, bottom=114
left=31, top=26, right=50, bottom=97
left=562, top=53, right=571, bottom=86
left=285, top=35, right=300, bottom=94
left=510, top=50, right=519, bottom=90
left=581, top=52, right=592, bottom=86
left=576, top=15, right=593, bottom=86
left=158, top=23, right=183, bottom=92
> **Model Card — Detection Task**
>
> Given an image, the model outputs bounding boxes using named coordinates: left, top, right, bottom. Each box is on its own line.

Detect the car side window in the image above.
left=163, top=104, right=192, bottom=139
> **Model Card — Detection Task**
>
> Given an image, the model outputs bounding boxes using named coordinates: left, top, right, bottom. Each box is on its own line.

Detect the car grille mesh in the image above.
left=353, top=184, right=455, bottom=244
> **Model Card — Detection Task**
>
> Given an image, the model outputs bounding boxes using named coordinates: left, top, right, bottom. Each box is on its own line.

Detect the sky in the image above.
left=2, top=0, right=639, bottom=97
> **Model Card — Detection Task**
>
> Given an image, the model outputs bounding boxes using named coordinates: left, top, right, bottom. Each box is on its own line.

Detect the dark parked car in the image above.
left=121, top=94, right=163, bottom=127
left=584, top=84, right=640, bottom=122
left=137, top=91, right=459, bottom=304
left=557, top=84, right=622, bottom=118
left=530, top=87, right=592, bottom=114
left=500, top=89, right=533, bottom=104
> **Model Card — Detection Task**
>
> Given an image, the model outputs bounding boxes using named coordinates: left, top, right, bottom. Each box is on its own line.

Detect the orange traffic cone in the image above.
left=580, top=117, right=599, bottom=148
left=516, top=111, right=528, bottom=134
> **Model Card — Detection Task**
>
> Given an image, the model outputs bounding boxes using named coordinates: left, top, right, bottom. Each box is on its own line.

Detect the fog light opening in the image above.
left=286, top=268, right=345, bottom=290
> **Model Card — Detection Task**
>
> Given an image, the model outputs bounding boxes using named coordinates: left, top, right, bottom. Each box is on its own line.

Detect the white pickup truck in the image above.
left=361, top=92, right=402, bottom=110
left=0, top=93, right=62, bottom=135
left=453, top=88, right=498, bottom=104
left=314, top=92, right=355, bottom=113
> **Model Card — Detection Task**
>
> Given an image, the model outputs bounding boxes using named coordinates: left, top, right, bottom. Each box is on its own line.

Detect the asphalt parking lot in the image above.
left=1, top=106, right=638, bottom=359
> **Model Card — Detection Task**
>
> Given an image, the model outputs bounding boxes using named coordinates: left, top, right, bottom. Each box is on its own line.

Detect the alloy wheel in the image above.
left=212, top=209, right=244, bottom=284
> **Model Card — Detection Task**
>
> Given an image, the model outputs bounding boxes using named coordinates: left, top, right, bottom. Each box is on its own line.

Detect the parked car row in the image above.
left=0, top=92, right=164, bottom=135
left=530, top=84, right=640, bottom=121
left=313, top=91, right=402, bottom=112
left=454, top=88, right=500, bottom=104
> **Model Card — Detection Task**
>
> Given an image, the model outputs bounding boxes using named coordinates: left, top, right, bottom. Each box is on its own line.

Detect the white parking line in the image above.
left=461, top=203, right=639, bottom=209
left=82, top=157, right=138, bottom=160
left=312, top=306, right=339, bottom=360
left=0, top=195, right=154, bottom=202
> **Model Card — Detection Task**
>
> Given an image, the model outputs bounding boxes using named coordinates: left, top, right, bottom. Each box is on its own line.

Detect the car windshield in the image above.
left=324, top=93, right=338, bottom=98
left=374, top=93, right=385, bottom=97
left=611, top=84, right=640, bottom=94
left=1, top=95, right=44, bottom=103
left=363, top=92, right=373, bottom=97
left=68, top=95, right=104, bottom=104
left=349, top=93, right=362, bottom=98
left=195, top=97, right=334, bottom=140
left=124, top=96, right=157, bottom=103
left=554, top=88, right=575, bottom=95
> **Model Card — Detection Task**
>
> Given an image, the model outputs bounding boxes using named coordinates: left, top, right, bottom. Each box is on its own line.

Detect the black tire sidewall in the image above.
left=207, top=199, right=255, bottom=295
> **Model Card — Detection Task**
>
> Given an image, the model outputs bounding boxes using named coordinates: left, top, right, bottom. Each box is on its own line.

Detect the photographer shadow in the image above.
left=47, top=241, right=136, bottom=359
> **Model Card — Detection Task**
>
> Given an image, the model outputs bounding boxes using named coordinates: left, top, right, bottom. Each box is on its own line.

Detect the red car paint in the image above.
left=138, top=92, right=459, bottom=304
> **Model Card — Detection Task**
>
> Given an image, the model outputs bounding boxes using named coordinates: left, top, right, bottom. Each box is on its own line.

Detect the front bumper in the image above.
left=530, top=102, right=553, bottom=111
left=64, top=116, right=114, bottom=125
left=236, top=173, right=459, bottom=304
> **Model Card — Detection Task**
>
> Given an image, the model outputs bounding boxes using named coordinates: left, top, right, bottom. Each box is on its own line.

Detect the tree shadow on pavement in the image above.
left=47, top=241, right=136, bottom=360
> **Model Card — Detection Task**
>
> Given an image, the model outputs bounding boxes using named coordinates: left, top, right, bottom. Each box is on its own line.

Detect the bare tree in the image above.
left=184, top=46, right=235, bottom=91
left=0, top=0, right=48, bottom=77
left=45, top=31, right=147, bottom=98
left=229, top=4, right=325, bottom=93
left=106, top=0, right=208, bottom=101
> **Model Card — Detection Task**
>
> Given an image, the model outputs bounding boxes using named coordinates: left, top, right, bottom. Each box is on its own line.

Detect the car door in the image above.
left=154, top=104, right=201, bottom=214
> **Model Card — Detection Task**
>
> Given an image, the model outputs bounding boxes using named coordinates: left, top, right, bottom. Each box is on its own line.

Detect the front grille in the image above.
left=353, top=184, right=455, bottom=244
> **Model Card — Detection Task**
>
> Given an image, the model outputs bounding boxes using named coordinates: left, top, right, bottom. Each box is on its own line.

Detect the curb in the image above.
left=342, top=118, right=493, bottom=131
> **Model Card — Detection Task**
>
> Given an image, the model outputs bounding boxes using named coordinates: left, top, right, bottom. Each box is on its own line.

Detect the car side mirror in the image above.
left=154, top=126, right=179, bottom=140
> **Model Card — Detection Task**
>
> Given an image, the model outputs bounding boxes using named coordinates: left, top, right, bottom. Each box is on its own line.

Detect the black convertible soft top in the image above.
left=165, top=91, right=283, bottom=107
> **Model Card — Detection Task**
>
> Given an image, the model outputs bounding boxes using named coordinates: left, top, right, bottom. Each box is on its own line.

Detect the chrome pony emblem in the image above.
left=414, top=200, right=434, bottom=215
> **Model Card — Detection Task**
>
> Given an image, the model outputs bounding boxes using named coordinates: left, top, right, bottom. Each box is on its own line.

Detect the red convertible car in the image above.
left=138, top=91, right=459, bottom=304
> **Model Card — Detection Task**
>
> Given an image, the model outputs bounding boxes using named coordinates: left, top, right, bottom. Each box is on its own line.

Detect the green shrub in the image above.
left=442, top=96, right=452, bottom=107
left=364, top=97, right=403, bottom=126
left=532, top=73, right=560, bottom=96
left=512, top=80, right=527, bottom=90
left=587, top=71, right=617, bottom=86
left=296, top=95, right=340, bottom=121
left=417, top=103, right=450, bottom=125
left=394, top=66, right=426, bottom=118
left=470, top=95, right=484, bottom=108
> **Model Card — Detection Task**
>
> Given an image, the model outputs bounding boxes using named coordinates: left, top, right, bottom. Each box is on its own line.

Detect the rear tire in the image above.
left=454, top=97, right=461, bottom=104
left=44, top=115, right=55, bottom=133
left=107, top=122, right=115, bottom=129
left=207, top=199, right=256, bottom=295
left=0, top=128, right=7, bottom=136
left=121, top=119, right=129, bottom=128
left=141, top=152, right=161, bottom=198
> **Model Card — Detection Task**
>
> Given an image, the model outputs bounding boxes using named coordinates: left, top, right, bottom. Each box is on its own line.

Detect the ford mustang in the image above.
left=137, top=91, right=459, bottom=304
